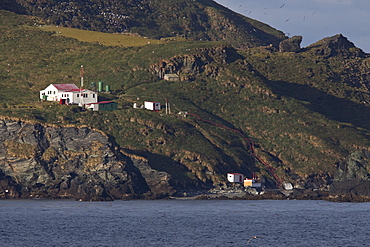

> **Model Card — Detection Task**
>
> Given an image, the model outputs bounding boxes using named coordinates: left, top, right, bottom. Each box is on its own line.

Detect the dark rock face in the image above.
left=308, top=34, right=366, bottom=58
left=150, top=46, right=243, bottom=80
left=330, top=150, right=370, bottom=197
left=0, top=119, right=174, bottom=200
left=279, top=36, right=302, bottom=52
left=0, top=0, right=25, bottom=14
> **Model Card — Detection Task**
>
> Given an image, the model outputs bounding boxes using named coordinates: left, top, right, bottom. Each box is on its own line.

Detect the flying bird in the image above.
left=285, top=19, right=289, bottom=22
left=280, top=3, right=285, bottom=8
left=246, top=236, right=263, bottom=245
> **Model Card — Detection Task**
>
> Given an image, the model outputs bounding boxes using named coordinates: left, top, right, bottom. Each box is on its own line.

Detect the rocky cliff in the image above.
left=0, top=118, right=176, bottom=200
left=149, top=46, right=243, bottom=80
left=330, top=150, right=370, bottom=198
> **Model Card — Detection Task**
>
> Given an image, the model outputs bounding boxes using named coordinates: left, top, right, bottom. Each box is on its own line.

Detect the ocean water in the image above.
left=0, top=199, right=369, bottom=247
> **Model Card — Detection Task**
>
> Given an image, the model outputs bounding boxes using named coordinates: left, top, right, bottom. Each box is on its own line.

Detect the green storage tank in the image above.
left=105, top=85, right=110, bottom=93
left=98, top=81, right=103, bottom=92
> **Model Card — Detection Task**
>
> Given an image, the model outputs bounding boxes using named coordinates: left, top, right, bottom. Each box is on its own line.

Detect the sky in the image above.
left=214, top=0, right=370, bottom=53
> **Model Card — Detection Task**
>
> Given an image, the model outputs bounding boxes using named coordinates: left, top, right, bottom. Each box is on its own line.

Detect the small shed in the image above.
left=244, top=179, right=262, bottom=188
left=86, top=101, right=118, bottom=111
left=144, top=101, right=161, bottom=111
left=227, top=173, right=244, bottom=183
left=164, top=74, right=180, bottom=81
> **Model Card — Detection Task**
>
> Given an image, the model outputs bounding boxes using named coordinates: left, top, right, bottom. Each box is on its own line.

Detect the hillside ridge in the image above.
left=1, top=0, right=286, bottom=48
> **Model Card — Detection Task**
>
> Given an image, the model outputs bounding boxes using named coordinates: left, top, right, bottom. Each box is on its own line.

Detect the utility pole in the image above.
left=79, top=65, right=84, bottom=106
left=80, top=65, right=84, bottom=88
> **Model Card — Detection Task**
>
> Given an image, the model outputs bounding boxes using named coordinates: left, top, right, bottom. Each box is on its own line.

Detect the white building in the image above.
left=227, top=173, right=244, bottom=183
left=40, top=84, right=97, bottom=105
left=144, top=101, right=161, bottom=111
left=164, top=74, right=180, bottom=81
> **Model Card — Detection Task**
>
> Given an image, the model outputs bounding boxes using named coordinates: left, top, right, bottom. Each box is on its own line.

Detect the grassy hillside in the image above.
left=1, top=10, right=370, bottom=189
left=39, top=25, right=173, bottom=47
left=3, top=0, right=286, bottom=48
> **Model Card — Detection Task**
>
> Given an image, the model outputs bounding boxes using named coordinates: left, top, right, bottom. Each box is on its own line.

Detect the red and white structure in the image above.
left=40, top=84, right=97, bottom=105
left=244, top=173, right=262, bottom=188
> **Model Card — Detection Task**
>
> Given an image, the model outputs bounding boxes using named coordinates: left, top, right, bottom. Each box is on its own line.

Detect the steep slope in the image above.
left=0, top=10, right=370, bottom=199
left=2, top=0, right=286, bottom=48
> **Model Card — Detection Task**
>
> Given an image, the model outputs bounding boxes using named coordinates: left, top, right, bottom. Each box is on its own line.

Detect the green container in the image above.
left=105, top=85, right=110, bottom=92
left=98, top=81, right=103, bottom=92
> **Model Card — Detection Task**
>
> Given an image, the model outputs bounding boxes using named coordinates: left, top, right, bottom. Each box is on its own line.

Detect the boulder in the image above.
left=279, top=36, right=302, bottom=52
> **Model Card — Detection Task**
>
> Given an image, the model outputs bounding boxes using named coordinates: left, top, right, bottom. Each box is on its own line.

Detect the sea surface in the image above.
left=1, top=199, right=369, bottom=247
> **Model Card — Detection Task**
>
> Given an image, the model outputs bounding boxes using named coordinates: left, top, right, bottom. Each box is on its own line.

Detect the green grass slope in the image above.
left=3, top=0, right=286, bottom=48
left=1, top=10, right=370, bottom=190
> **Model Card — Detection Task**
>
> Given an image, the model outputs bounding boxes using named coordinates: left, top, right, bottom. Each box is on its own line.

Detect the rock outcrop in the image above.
left=0, top=119, right=175, bottom=200
left=330, top=150, right=370, bottom=197
left=279, top=35, right=302, bottom=52
left=149, top=46, right=243, bottom=80
left=307, top=34, right=366, bottom=58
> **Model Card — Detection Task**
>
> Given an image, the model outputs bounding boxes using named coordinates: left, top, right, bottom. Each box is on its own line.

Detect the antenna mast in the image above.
left=79, top=65, right=84, bottom=106
left=80, top=65, right=84, bottom=89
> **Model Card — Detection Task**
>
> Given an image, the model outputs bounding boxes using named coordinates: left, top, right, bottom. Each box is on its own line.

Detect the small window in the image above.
left=77, top=94, right=79, bottom=97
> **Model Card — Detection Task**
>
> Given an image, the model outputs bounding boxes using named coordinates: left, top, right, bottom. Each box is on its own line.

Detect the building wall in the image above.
left=227, top=173, right=244, bottom=183
left=144, top=101, right=161, bottom=111
left=40, top=85, right=58, bottom=101
left=40, top=84, right=97, bottom=105
left=100, top=102, right=117, bottom=111
left=87, top=102, right=118, bottom=111
left=244, top=180, right=262, bottom=188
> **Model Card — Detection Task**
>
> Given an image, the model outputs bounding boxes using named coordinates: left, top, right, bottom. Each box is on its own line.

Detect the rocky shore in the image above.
left=172, top=184, right=370, bottom=203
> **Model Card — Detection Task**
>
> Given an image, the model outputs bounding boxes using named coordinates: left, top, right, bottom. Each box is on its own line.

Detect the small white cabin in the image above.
left=227, top=173, right=244, bottom=183
left=164, top=74, right=180, bottom=81
left=144, top=101, right=161, bottom=111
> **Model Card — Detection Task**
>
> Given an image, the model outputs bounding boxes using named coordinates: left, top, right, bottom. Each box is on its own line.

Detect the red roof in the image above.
left=228, top=173, right=243, bottom=175
left=65, top=89, right=83, bottom=92
left=89, top=101, right=114, bottom=105
left=52, top=84, right=79, bottom=90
